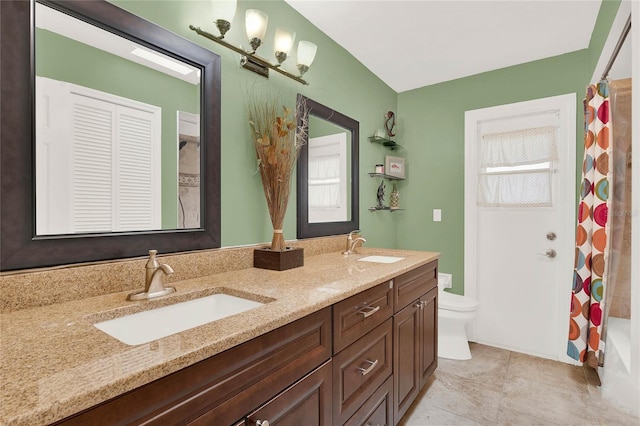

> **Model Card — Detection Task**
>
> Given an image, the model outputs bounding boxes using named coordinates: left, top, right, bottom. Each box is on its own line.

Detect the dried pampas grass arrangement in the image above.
left=248, top=93, right=308, bottom=251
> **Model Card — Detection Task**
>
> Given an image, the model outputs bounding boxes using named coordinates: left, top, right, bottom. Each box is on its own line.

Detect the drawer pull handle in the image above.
left=357, top=359, right=379, bottom=376
left=358, top=305, right=380, bottom=318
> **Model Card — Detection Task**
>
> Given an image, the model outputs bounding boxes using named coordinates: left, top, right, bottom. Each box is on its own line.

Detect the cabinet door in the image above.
left=392, top=302, right=420, bottom=424
left=243, top=360, right=332, bottom=426
left=420, top=287, right=438, bottom=389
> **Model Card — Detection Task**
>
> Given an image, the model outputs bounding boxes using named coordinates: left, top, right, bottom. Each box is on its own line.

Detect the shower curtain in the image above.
left=567, top=81, right=613, bottom=367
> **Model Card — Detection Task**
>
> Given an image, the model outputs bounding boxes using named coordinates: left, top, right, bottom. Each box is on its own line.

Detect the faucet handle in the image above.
left=146, top=249, right=160, bottom=269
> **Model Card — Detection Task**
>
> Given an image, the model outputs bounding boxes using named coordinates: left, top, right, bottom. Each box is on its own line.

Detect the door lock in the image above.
left=546, top=232, right=557, bottom=241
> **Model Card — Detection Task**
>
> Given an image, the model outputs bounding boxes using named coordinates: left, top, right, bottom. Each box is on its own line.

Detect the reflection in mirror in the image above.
left=35, top=2, right=201, bottom=235
left=297, top=95, right=359, bottom=238
left=307, top=115, right=351, bottom=223
left=0, top=0, right=221, bottom=271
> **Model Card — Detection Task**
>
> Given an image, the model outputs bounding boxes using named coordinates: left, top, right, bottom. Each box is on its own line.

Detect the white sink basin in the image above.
left=94, top=293, right=264, bottom=345
left=357, top=255, right=405, bottom=264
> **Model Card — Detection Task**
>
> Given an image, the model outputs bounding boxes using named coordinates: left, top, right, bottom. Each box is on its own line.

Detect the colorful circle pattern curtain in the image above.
left=567, top=81, right=612, bottom=367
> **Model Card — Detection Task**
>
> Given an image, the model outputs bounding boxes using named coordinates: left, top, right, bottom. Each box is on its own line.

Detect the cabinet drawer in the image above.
left=333, top=319, right=393, bottom=425
left=344, top=376, right=393, bottom=426
left=239, top=360, right=333, bottom=426
left=393, top=261, right=437, bottom=313
left=333, top=281, right=393, bottom=353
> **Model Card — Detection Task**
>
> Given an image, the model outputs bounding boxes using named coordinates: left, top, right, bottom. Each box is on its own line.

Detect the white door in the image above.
left=464, top=94, right=577, bottom=362
left=36, top=76, right=161, bottom=234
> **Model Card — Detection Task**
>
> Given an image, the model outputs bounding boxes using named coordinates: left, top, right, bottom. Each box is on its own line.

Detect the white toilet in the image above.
left=437, top=283, right=479, bottom=360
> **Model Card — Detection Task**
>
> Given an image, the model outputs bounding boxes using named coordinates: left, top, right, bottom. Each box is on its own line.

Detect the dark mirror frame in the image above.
left=296, top=94, right=359, bottom=239
left=0, top=0, right=221, bottom=271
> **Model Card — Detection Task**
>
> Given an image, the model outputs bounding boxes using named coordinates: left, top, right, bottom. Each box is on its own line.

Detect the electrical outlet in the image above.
left=438, top=273, right=452, bottom=289
left=433, top=209, right=442, bottom=222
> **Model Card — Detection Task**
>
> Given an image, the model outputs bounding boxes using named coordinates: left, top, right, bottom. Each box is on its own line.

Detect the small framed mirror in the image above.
left=296, top=94, right=359, bottom=238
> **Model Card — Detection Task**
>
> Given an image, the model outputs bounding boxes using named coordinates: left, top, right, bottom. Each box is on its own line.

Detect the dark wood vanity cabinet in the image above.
left=55, top=308, right=332, bottom=426
left=54, top=260, right=438, bottom=426
left=392, top=261, right=438, bottom=424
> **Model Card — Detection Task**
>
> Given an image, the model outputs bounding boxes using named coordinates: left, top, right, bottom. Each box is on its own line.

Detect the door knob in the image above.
left=538, top=249, right=556, bottom=258
left=546, top=232, right=557, bottom=241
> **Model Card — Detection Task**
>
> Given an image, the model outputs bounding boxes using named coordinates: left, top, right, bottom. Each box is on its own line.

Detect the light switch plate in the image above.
left=433, top=209, right=442, bottom=222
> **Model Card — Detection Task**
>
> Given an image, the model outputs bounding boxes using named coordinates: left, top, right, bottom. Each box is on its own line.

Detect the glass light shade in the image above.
left=297, top=40, right=317, bottom=66
left=274, top=27, right=296, bottom=54
left=245, top=9, right=268, bottom=41
left=211, top=0, right=237, bottom=23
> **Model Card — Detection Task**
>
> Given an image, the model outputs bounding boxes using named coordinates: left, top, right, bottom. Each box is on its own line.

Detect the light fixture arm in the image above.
left=189, top=25, right=309, bottom=85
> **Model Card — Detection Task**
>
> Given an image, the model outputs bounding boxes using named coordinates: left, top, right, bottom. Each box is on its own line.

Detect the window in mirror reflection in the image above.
left=34, top=2, right=201, bottom=235
left=308, top=132, right=348, bottom=223
left=306, top=116, right=352, bottom=224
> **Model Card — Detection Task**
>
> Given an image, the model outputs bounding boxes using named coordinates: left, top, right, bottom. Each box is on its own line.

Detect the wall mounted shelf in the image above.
left=368, top=136, right=401, bottom=150
left=368, top=206, right=404, bottom=212
left=368, top=172, right=404, bottom=181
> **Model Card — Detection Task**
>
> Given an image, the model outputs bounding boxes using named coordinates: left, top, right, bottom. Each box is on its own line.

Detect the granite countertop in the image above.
left=0, top=248, right=438, bottom=425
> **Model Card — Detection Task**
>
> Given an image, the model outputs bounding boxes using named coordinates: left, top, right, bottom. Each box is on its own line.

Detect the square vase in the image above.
left=253, top=247, right=304, bottom=271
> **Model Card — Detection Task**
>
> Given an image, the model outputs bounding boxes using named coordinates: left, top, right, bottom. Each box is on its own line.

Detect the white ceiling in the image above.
left=284, top=0, right=603, bottom=93
left=36, top=3, right=200, bottom=85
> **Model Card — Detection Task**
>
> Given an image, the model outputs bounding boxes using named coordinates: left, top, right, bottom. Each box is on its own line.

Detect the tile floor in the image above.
left=400, top=343, right=640, bottom=426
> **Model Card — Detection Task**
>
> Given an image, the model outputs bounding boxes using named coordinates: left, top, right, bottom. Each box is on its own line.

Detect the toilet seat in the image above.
left=438, top=290, right=479, bottom=312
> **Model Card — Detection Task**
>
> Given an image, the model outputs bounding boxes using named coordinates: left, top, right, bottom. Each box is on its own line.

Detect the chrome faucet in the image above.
left=127, top=250, right=176, bottom=301
left=343, top=230, right=366, bottom=255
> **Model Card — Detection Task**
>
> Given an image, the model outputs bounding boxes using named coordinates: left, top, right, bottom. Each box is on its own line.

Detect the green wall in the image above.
left=396, top=52, right=589, bottom=294
left=588, top=0, right=623, bottom=75
left=396, top=0, right=622, bottom=295
left=36, top=28, right=200, bottom=228
left=102, top=0, right=621, bottom=273
left=110, top=0, right=399, bottom=248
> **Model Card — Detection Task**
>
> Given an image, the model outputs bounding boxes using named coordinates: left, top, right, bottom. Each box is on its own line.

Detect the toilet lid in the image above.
left=438, top=290, right=479, bottom=312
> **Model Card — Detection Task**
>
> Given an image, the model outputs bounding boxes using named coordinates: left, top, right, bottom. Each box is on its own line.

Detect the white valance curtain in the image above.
left=308, top=153, right=341, bottom=208
left=478, top=126, right=558, bottom=207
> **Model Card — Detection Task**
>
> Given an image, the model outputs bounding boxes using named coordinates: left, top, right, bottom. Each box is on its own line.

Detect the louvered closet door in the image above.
left=70, top=95, right=115, bottom=233
left=70, top=94, right=159, bottom=233
left=115, top=107, right=158, bottom=231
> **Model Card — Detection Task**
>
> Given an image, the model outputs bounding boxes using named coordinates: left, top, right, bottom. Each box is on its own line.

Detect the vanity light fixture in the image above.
left=212, top=0, right=237, bottom=38
left=274, top=27, right=296, bottom=65
left=245, top=9, right=268, bottom=53
left=189, top=1, right=316, bottom=85
left=296, top=40, right=317, bottom=76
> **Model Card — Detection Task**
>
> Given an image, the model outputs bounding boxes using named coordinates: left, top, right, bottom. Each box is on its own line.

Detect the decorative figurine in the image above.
left=376, top=180, right=386, bottom=209
left=384, top=111, right=396, bottom=138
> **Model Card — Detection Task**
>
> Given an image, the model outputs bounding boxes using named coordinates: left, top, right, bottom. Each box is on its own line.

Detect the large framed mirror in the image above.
left=296, top=94, right=359, bottom=238
left=0, top=0, right=221, bottom=271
